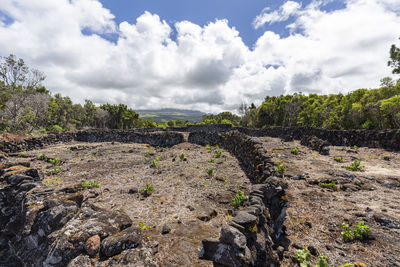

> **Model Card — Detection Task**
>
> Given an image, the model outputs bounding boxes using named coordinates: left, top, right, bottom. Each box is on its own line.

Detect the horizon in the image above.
left=1, top=0, right=400, bottom=113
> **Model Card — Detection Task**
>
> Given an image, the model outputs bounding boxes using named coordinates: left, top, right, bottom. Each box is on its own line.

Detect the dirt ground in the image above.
left=259, top=137, right=400, bottom=267
left=6, top=140, right=251, bottom=266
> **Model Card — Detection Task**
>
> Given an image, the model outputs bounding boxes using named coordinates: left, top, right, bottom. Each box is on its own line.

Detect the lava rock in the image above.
left=101, top=227, right=142, bottom=257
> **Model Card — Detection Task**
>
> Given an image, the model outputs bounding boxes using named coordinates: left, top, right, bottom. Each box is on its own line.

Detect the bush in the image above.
left=207, top=167, right=214, bottom=176
left=316, top=254, right=329, bottom=267
left=334, top=156, right=343, bottom=162
left=345, top=160, right=364, bottom=171
left=274, top=161, right=285, bottom=174
left=341, top=221, right=370, bottom=242
left=151, top=158, right=159, bottom=168
left=231, top=190, right=249, bottom=209
left=290, top=146, right=299, bottom=155
left=179, top=153, right=185, bottom=161
left=37, top=153, right=47, bottom=160
left=49, top=157, right=60, bottom=166
left=81, top=179, right=100, bottom=190
left=214, top=151, right=222, bottom=158
left=318, top=181, right=337, bottom=190
left=49, top=125, right=63, bottom=133
left=296, top=248, right=311, bottom=267
left=141, top=184, right=154, bottom=196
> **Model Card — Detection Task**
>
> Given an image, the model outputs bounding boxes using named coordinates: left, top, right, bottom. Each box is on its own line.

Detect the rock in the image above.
left=128, top=187, right=138, bottom=194
left=300, top=136, right=330, bottom=155
left=67, top=255, right=91, bottom=267
left=232, top=211, right=258, bottom=228
left=197, top=209, right=218, bottom=222
left=101, top=227, right=142, bottom=257
left=307, top=245, right=318, bottom=256
left=85, top=235, right=100, bottom=257
left=161, top=224, right=171, bottom=235
left=6, top=174, right=34, bottom=185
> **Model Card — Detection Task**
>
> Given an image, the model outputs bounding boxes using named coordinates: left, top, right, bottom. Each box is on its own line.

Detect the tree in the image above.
left=388, top=37, right=400, bottom=74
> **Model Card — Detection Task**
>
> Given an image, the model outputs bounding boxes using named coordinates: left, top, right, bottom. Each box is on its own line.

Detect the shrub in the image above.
left=290, top=146, right=299, bottom=155
left=144, top=151, right=151, bottom=157
left=49, top=157, right=60, bottom=166
left=92, top=150, right=98, bottom=155
left=37, top=153, right=47, bottom=160
left=296, top=248, right=311, bottom=267
left=334, top=156, right=343, bottom=162
left=230, top=190, right=249, bottom=209
left=214, top=151, right=222, bottom=158
left=316, top=254, right=329, bottom=267
left=151, top=158, right=159, bottom=168
left=49, top=125, right=63, bottom=133
left=341, top=221, right=370, bottom=242
left=138, top=221, right=151, bottom=230
left=17, top=153, right=28, bottom=158
left=179, top=153, right=185, bottom=161
left=81, top=179, right=100, bottom=190
left=318, top=181, right=337, bottom=190
left=274, top=161, right=285, bottom=174
left=207, top=167, right=214, bottom=176
left=141, top=184, right=154, bottom=196
left=345, top=160, right=364, bottom=171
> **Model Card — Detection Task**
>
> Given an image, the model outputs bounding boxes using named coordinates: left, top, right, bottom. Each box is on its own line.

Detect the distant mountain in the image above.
left=137, top=108, right=206, bottom=123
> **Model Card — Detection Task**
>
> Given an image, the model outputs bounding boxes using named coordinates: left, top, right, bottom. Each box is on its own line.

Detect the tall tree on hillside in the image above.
left=388, top=37, right=400, bottom=74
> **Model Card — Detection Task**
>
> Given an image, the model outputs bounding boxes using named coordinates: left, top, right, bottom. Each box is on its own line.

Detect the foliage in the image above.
left=48, top=157, right=60, bottom=166
left=201, top=111, right=241, bottom=126
left=388, top=37, right=400, bottom=74
left=345, top=160, right=364, bottom=171
left=296, top=248, right=311, bottom=267
left=274, top=161, right=285, bottom=174
left=37, top=153, right=47, bottom=160
left=141, top=184, right=154, bottom=196
left=315, top=254, right=329, bottom=267
left=318, top=181, right=337, bottom=190
left=341, top=221, right=370, bottom=242
left=333, top=156, right=343, bottom=162
left=81, top=179, right=100, bottom=190
left=214, top=151, right=222, bottom=158
left=151, top=158, right=159, bottom=169
left=138, top=221, right=151, bottom=230
left=337, top=264, right=353, bottom=267
left=290, top=146, right=299, bottom=155
left=230, top=190, right=249, bottom=209
left=144, top=151, right=151, bottom=157
left=179, top=153, right=185, bottom=161
left=207, top=167, right=214, bottom=176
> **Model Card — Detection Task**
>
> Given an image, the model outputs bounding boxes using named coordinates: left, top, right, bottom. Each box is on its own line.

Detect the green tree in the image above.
left=388, top=37, right=400, bottom=74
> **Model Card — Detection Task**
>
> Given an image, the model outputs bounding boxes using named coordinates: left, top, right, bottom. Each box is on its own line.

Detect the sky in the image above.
left=0, top=0, right=400, bottom=113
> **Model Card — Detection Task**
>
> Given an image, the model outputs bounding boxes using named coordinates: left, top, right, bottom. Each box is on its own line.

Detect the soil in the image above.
left=5, top=140, right=251, bottom=266
left=260, top=137, right=400, bottom=267
left=3, top=134, right=400, bottom=266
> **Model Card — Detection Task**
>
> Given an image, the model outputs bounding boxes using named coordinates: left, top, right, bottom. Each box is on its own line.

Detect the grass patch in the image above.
left=345, top=160, right=364, bottom=171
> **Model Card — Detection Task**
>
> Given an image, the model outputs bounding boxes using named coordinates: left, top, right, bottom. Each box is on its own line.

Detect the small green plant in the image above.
left=338, top=264, right=353, bottom=267
left=208, top=159, right=215, bottom=163
left=37, top=153, right=47, bottom=160
left=290, top=146, right=299, bottom=155
left=54, top=167, right=62, bottom=173
left=151, top=158, right=159, bottom=168
left=214, top=151, right=222, bottom=158
left=215, top=144, right=220, bottom=149
left=333, top=156, right=343, bottom=162
left=274, top=161, right=285, bottom=174
left=345, top=160, right=364, bottom=171
left=81, top=179, right=100, bottom=190
left=92, top=150, right=98, bottom=155
left=230, top=190, right=249, bottom=209
left=296, top=248, right=311, bottom=267
left=353, top=145, right=358, bottom=151
left=138, top=221, right=151, bottom=230
left=207, top=167, right=214, bottom=176
left=179, top=153, right=185, bottom=161
left=49, top=158, right=60, bottom=166
left=106, top=149, right=111, bottom=153
left=315, top=254, right=329, bottom=267
left=318, top=181, right=337, bottom=190
left=144, top=151, right=151, bottom=157
left=141, top=184, right=154, bottom=196
left=17, top=153, right=28, bottom=158
left=341, top=221, right=370, bottom=242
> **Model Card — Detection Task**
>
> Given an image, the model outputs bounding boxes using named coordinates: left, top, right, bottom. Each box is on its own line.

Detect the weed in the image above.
left=43, top=176, right=62, bottom=186
left=214, top=151, right=222, bottom=158
left=17, top=153, right=28, bottom=158
left=341, top=221, right=370, bottom=242
left=296, top=248, right=311, bottom=267
left=290, top=146, right=299, bottom=155
left=318, top=181, right=338, bottom=190
left=334, top=156, right=343, bottom=162
left=141, top=184, right=154, bottom=196
left=144, top=151, right=151, bottom=157
left=249, top=224, right=258, bottom=233
left=337, top=264, right=353, bottom=267
left=106, top=149, right=111, bottom=153
left=208, top=159, right=215, bottom=163
left=81, top=179, right=100, bottom=190
left=230, top=190, right=249, bottom=209
left=92, top=150, right=98, bottom=155
left=37, top=153, right=47, bottom=160
left=138, top=221, right=151, bottom=230
left=49, top=158, right=60, bottom=166
left=179, top=153, right=185, bottom=161
left=315, top=254, right=329, bottom=267
left=151, top=158, right=159, bottom=168
left=215, top=144, right=220, bottom=149
left=207, top=167, right=214, bottom=176
left=345, top=160, right=364, bottom=171
left=54, top=167, right=62, bottom=173
left=353, top=145, right=358, bottom=151
left=274, top=161, right=285, bottom=174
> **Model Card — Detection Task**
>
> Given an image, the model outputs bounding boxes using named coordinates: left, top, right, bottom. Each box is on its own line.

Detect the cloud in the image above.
left=0, top=0, right=399, bottom=113
left=253, top=1, right=301, bottom=29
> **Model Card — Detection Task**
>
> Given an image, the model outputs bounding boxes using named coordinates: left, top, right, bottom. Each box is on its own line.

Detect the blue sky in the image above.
left=0, top=0, right=399, bottom=112
left=98, top=0, right=346, bottom=47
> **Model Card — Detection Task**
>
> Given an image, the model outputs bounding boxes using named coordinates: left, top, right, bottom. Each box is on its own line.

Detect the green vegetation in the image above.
left=141, top=184, right=154, bottom=196
left=207, top=167, right=214, bottom=177
left=81, top=179, right=100, bottom=190
left=144, top=151, right=151, bottom=157
left=315, top=254, right=329, bottom=267
left=92, top=150, right=98, bottom=155
left=290, top=146, right=299, bottom=155
left=274, top=161, right=285, bottom=174
left=138, top=221, right=151, bottom=230
left=17, top=153, right=28, bottom=158
left=179, top=153, right=185, bottom=161
left=341, top=221, right=370, bottom=242
left=214, top=150, right=222, bottom=158
left=48, top=157, right=60, bottom=166
left=318, top=181, right=338, bottom=190
left=333, top=156, right=343, bottom=162
left=151, top=158, right=159, bottom=169
left=230, top=190, right=249, bottom=209
left=345, top=160, right=364, bottom=171
left=296, top=248, right=311, bottom=267
left=37, top=153, right=47, bottom=160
